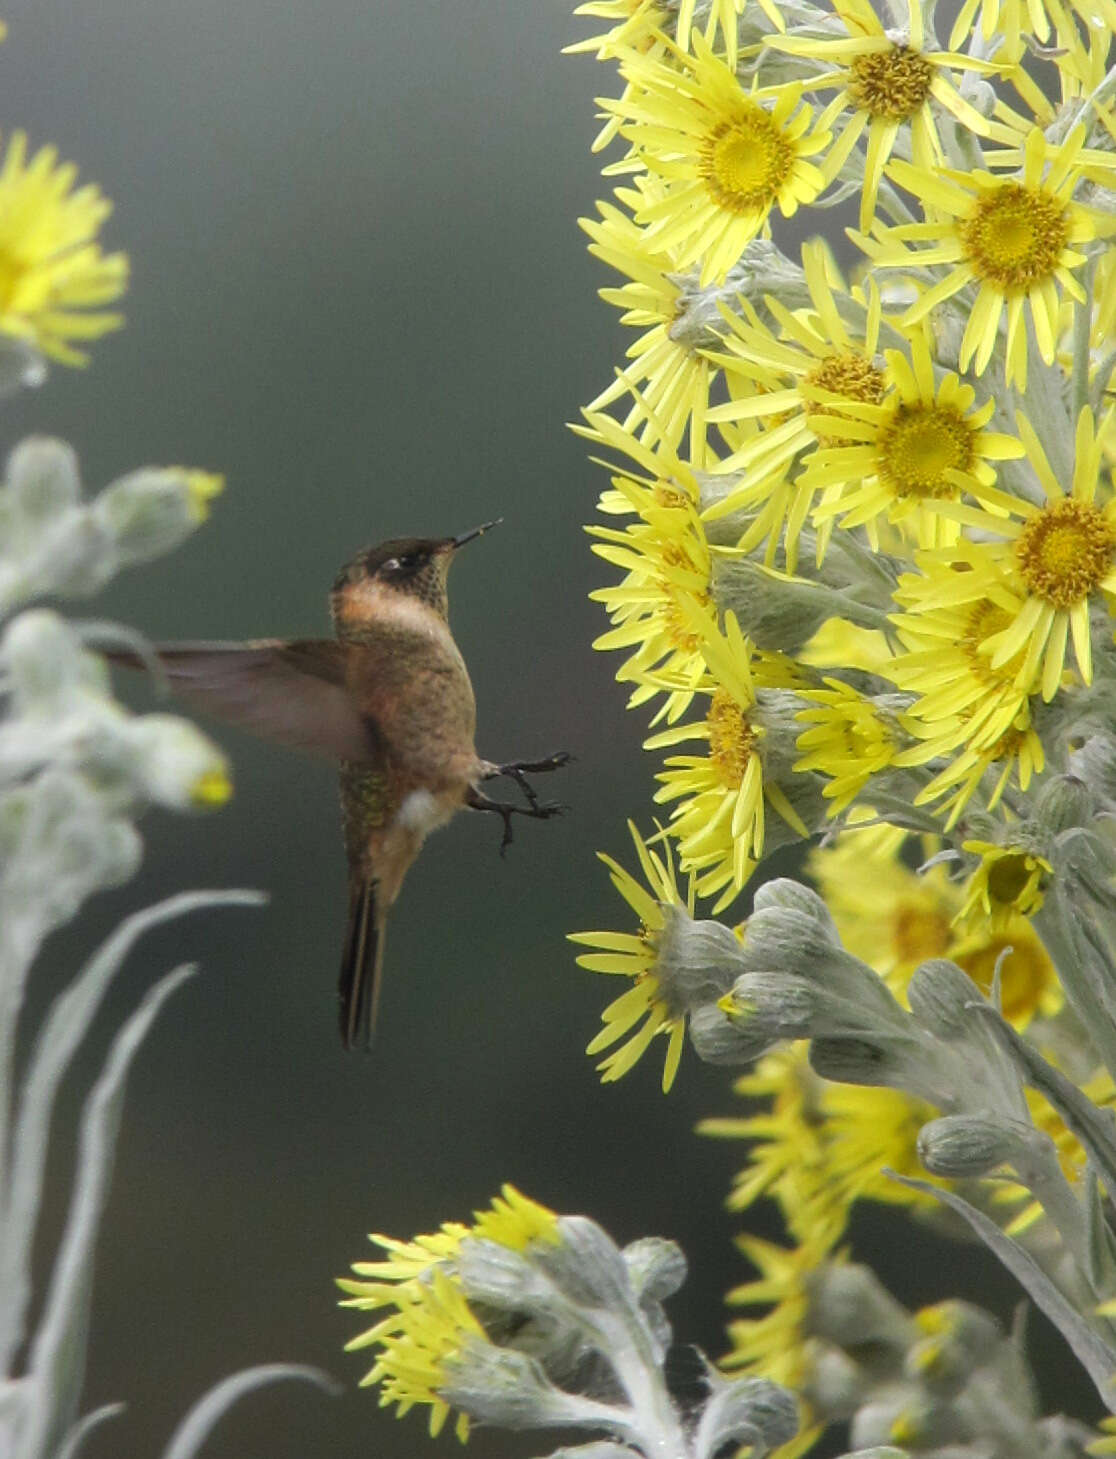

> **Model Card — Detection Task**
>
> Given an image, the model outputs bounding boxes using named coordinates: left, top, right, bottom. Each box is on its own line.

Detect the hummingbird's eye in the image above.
left=381, top=556, right=402, bottom=574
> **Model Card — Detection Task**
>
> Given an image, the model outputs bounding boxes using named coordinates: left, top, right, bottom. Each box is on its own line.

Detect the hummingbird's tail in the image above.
left=339, top=877, right=386, bottom=1051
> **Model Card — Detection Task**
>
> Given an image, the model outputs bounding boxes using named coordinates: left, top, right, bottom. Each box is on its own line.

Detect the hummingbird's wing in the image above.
left=109, top=639, right=380, bottom=761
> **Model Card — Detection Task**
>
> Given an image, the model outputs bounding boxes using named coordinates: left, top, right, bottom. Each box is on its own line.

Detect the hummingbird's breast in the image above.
left=341, top=594, right=478, bottom=791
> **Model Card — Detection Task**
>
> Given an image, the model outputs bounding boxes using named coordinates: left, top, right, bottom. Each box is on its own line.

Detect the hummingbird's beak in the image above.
left=450, top=519, right=503, bottom=551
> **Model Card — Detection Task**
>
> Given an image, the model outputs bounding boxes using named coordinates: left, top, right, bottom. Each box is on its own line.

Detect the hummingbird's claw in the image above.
left=488, top=751, right=573, bottom=812
left=466, top=785, right=568, bottom=855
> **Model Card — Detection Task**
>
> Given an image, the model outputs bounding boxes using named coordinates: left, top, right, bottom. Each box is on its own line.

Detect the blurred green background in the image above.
left=2, top=1, right=1096, bottom=1454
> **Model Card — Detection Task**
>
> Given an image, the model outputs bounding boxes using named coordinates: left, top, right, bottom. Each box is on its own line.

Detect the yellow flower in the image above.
left=794, top=678, right=901, bottom=814
left=0, top=131, right=128, bottom=366
left=676, top=0, right=784, bottom=68
left=803, top=331, right=1024, bottom=552
left=569, top=821, right=694, bottom=1090
left=703, top=240, right=886, bottom=569
left=724, top=1230, right=835, bottom=1390
left=957, top=841, right=1052, bottom=929
left=605, top=35, right=830, bottom=285
left=565, top=0, right=668, bottom=59
left=855, top=127, right=1114, bottom=389
left=919, top=407, right=1116, bottom=702
left=586, top=429, right=714, bottom=724
left=765, top=0, right=1001, bottom=230
left=580, top=187, right=716, bottom=456
left=647, top=608, right=806, bottom=909
left=948, top=0, right=1116, bottom=61
left=809, top=823, right=1060, bottom=1022
left=338, top=1187, right=559, bottom=1441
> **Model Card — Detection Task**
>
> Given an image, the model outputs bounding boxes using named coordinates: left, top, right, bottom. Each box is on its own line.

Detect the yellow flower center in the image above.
left=702, top=103, right=795, bottom=215
left=877, top=403, right=973, bottom=498
left=707, top=688, right=758, bottom=787
left=804, top=351, right=887, bottom=445
left=986, top=852, right=1042, bottom=910
left=959, top=183, right=1069, bottom=294
left=960, top=599, right=1016, bottom=682
left=1015, top=498, right=1115, bottom=609
left=847, top=45, right=934, bottom=120
left=892, top=903, right=952, bottom=965
left=660, top=543, right=711, bottom=650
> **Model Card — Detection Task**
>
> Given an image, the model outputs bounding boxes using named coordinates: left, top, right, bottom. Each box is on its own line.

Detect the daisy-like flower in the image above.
left=648, top=607, right=807, bottom=909
left=794, top=677, right=903, bottom=814
left=948, top=0, right=1116, bottom=61
left=810, top=824, right=1059, bottom=1023
left=675, top=0, right=784, bottom=68
left=569, top=821, right=694, bottom=1091
left=566, top=0, right=668, bottom=59
left=913, top=717, right=1045, bottom=827
left=802, top=331, right=1024, bottom=551
left=921, top=407, right=1116, bottom=701
left=957, top=841, right=1052, bottom=930
left=855, top=127, right=1115, bottom=390
left=587, top=430, right=715, bottom=723
left=604, top=35, right=830, bottom=285
left=580, top=187, right=716, bottom=455
left=0, top=131, right=128, bottom=366
left=703, top=240, right=887, bottom=569
left=724, top=1230, right=837, bottom=1398
left=338, top=1187, right=561, bottom=1441
left=766, top=0, right=1001, bottom=230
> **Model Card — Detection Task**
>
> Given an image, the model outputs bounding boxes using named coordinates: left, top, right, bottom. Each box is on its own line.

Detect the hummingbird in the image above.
left=111, top=521, right=569, bottom=1049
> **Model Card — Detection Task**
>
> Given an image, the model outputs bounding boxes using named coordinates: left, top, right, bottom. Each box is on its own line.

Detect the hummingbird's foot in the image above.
left=488, top=751, right=573, bottom=812
left=467, top=785, right=567, bottom=855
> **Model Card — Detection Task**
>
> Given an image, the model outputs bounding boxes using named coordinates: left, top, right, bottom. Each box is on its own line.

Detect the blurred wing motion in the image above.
left=338, top=875, right=385, bottom=1050
left=109, top=639, right=379, bottom=761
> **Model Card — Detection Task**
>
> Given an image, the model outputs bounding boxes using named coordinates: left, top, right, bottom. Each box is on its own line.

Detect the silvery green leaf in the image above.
left=890, top=1172, right=1116, bottom=1406
left=692, top=1374, right=798, bottom=1459
left=538, top=1218, right=635, bottom=1315
left=0, top=891, right=265, bottom=1370
left=968, top=1002, right=1116, bottom=1196
left=443, top=1343, right=585, bottom=1431
left=17, top=965, right=198, bottom=1459
left=621, top=1237, right=686, bottom=1305
left=161, top=1365, right=338, bottom=1459
left=56, top=1402, right=125, bottom=1459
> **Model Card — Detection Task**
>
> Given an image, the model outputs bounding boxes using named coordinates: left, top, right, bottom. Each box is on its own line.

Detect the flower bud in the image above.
left=8, top=437, right=81, bottom=521
left=1030, top=773, right=1093, bottom=836
left=122, top=715, right=232, bottom=811
left=93, top=466, right=223, bottom=566
left=657, top=903, right=747, bottom=1008
left=3, top=610, right=91, bottom=711
left=916, top=1114, right=1029, bottom=1179
left=906, top=959, right=985, bottom=1038
left=906, top=1300, right=1002, bottom=1396
left=697, top=1375, right=799, bottom=1458
left=714, top=555, right=834, bottom=653
left=806, top=1263, right=913, bottom=1351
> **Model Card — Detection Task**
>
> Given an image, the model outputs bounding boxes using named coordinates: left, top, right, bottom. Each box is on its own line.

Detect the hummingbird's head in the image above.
left=330, top=521, right=501, bottom=630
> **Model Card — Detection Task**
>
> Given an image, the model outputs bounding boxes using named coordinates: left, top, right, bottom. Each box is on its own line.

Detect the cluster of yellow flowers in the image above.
left=572, top=0, right=1116, bottom=1420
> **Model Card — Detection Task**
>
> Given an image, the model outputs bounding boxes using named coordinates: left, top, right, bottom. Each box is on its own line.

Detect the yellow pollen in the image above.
left=891, top=903, right=952, bottom=964
left=653, top=481, right=690, bottom=510
left=1014, top=498, right=1115, bottom=609
left=702, top=103, right=795, bottom=214
left=877, top=403, right=973, bottom=499
left=706, top=688, right=758, bottom=787
left=805, top=351, right=886, bottom=444
left=191, top=768, right=233, bottom=808
left=847, top=45, right=933, bottom=120
left=959, top=184, right=1068, bottom=293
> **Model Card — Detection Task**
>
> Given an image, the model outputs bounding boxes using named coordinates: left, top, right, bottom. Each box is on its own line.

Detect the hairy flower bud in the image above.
left=917, top=1114, right=1029, bottom=1178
